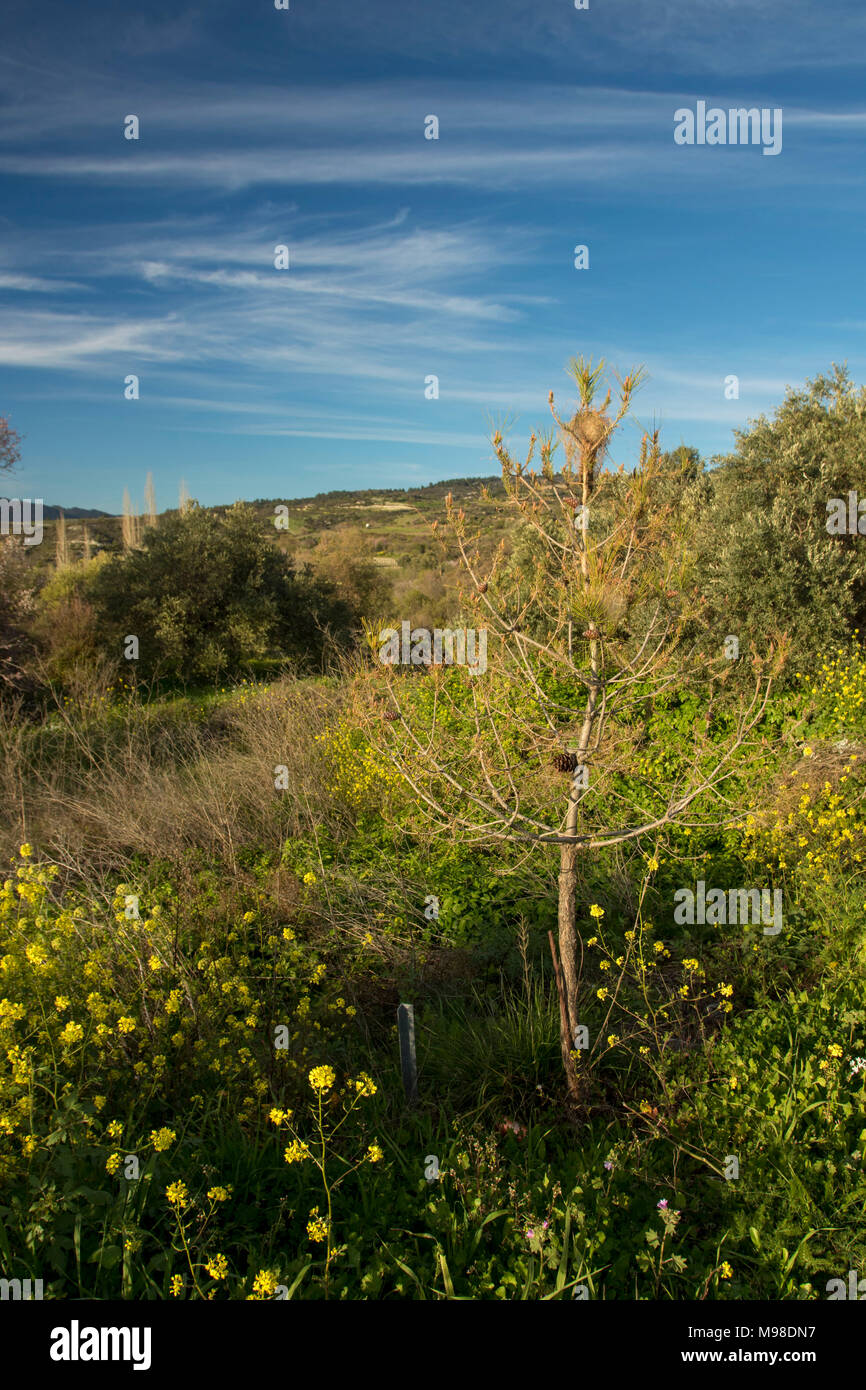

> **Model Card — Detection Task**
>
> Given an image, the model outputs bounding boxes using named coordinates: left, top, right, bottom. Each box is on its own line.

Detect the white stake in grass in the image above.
left=397, top=1002, right=418, bottom=1105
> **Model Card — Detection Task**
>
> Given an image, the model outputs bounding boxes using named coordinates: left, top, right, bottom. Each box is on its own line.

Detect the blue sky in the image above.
left=2, top=0, right=866, bottom=513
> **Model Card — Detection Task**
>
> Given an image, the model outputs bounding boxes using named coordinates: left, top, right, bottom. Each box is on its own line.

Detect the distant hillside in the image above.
left=40, top=506, right=112, bottom=520
left=250, top=476, right=505, bottom=509
left=21, top=475, right=515, bottom=629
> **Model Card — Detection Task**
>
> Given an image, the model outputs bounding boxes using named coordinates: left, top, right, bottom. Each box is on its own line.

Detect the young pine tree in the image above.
left=354, top=358, right=783, bottom=1103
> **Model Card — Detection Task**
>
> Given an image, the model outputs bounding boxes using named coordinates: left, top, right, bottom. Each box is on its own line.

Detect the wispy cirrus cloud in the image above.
left=3, top=0, right=865, bottom=510
left=0, top=273, right=86, bottom=293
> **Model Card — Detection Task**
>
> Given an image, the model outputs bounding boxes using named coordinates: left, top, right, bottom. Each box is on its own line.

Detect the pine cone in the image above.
left=583, top=626, right=601, bottom=641
left=383, top=709, right=400, bottom=722
left=553, top=752, right=579, bottom=773
left=478, top=581, right=488, bottom=594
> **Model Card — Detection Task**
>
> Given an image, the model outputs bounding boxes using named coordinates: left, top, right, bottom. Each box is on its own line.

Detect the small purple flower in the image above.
left=604, top=1161, right=614, bottom=1171
left=542, top=1220, right=549, bottom=1230
left=657, top=1199, right=669, bottom=1209
left=525, top=1229, right=535, bottom=1239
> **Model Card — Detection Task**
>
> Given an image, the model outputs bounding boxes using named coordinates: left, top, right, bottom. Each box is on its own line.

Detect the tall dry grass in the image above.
left=0, top=675, right=344, bottom=879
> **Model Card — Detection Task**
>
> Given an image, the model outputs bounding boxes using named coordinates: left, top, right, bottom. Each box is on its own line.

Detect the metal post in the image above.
left=397, top=1002, right=418, bottom=1105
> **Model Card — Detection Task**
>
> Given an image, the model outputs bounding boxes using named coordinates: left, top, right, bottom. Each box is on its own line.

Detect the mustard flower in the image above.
left=308, top=1065, right=336, bottom=1093
left=250, top=1269, right=280, bottom=1298
left=166, top=1180, right=190, bottom=1210
left=306, top=1208, right=329, bottom=1243
left=205, top=1253, right=229, bottom=1281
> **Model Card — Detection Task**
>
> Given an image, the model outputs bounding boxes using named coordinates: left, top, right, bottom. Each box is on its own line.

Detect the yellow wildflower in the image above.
left=308, top=1065, right=336, bottom=1093
left=205, top=1253, right=229, bottom=1280
left=166, top=1180, right=190, bottom=1209
left=250, top=1268, right=280, bottom=1298
left=306, top=1208, right=329, bottom=1243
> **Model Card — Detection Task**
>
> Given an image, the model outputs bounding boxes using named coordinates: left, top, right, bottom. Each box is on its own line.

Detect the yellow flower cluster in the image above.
left=315, top=717, right=402, bottom=813
left=0, top=845, right=359, bottom=1184
left=166, top=1180, right=190, bottom=1209
left=248, top=1268, right=281, bottom=1299
left=205, top=1253, right=229, bottom=1280
left=306, top=1207, right=329, bottom=1243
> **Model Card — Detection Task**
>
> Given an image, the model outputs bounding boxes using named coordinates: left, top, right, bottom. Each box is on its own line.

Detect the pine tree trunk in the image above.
left=557, top=839, right=582, bottom=1101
